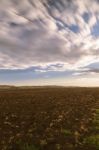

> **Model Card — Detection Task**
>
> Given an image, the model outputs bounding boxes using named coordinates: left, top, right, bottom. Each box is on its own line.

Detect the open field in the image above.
left=0, top=87, right=99, bottom=150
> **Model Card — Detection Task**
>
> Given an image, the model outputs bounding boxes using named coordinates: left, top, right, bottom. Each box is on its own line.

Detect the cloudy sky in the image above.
left=0, top=0, right=99, bottom=86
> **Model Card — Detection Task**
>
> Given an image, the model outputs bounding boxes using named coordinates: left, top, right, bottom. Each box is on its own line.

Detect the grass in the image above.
left=83, top=135, right=99, bottom=148
left=93, top=108, right=99, bottom=129
left=95, top=109, right=99, bottom=114
left=14, top=140, right=39, bottom=150
left=83, top=108, right=99, bottom=149
left=61, top=129, right=72, bottom=136
left=21, top=144, right=39, bottom=150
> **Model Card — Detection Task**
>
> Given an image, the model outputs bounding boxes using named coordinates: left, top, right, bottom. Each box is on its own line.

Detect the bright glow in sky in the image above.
left=0, top=0, right=99, bottom=86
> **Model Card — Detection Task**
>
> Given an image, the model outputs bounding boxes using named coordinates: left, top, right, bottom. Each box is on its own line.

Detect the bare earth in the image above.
left=0, top=87, right=99, bottom=150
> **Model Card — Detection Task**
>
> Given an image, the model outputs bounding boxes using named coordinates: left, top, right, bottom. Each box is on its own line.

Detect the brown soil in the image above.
left=0, top=87, right=99, bottom=150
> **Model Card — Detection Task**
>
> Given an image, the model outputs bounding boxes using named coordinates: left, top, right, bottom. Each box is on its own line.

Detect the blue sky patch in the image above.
left=91, top=20, right=99, bottom=37
left=82, top=12, right=90, bottom=23
left=84, top=62, right=99, bottom=69
left=56, top=18, right=79, bottom=33
left=68, top=24, right=80, bottom=33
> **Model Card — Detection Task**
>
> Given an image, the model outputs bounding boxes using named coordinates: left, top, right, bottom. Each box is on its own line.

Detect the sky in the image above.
left=0, top=0, right=99, bottom=86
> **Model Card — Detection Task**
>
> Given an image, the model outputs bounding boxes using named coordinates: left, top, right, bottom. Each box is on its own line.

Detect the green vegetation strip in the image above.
left=22, top=144, right=39, bottom=150
left=83, top=135, right=99, bottom=148
left=95, top=109, right=99, bottom=114
left=83, top=108, right=99, bottom=148
left=61, top=129, right=72, bottom=136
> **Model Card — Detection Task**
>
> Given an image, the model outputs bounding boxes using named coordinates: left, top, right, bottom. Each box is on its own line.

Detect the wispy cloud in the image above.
left=0, top=0, right=99, bottom=78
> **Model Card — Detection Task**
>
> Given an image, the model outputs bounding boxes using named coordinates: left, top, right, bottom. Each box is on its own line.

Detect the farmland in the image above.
left=0, top=87, right=99, bottom=150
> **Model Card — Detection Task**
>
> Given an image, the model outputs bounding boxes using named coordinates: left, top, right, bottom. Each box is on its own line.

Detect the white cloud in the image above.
left=0, top=0, right=99, bottom=74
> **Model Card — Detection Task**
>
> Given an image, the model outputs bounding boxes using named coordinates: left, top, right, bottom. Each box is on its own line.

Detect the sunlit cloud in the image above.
left=0, top=0, right=99, bottom=85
